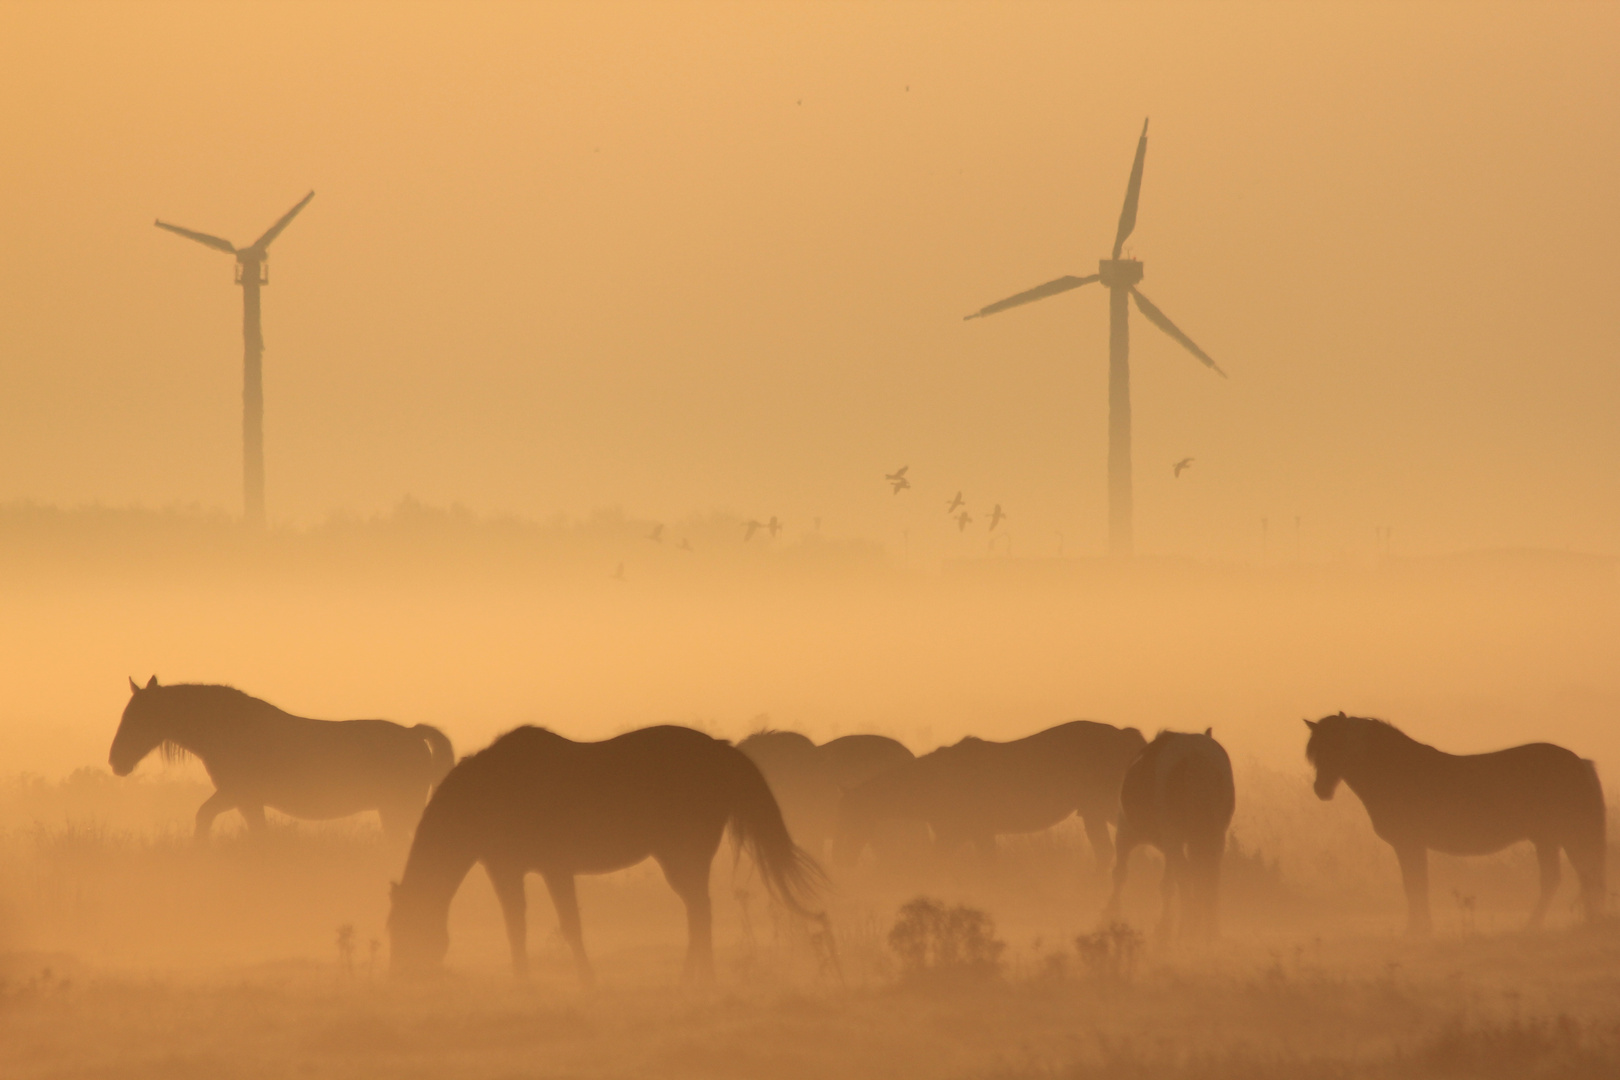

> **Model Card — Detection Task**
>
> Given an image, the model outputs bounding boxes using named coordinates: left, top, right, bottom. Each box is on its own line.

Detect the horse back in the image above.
left=1362, top=740, right=1603, bottom=854
left=430, top=725, right=742, bottom=869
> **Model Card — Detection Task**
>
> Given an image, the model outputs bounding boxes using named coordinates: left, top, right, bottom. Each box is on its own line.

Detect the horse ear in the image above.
left=146, top=675, right=159, bottom=689
left=129, top=676, right=140, bottom=694
left=1336, top=710, right=1346, bottom=718
left=1204, top=727, right=1213, bottom=737
left=1304, top=718, right=1318, bottom=730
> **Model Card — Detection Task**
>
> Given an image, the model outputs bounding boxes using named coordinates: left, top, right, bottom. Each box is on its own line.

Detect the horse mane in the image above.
left=148, top=682, right=262, bottom=712
left=1308, top=713, right=1426, bottom=763
left=159, top=740, right=191, bottom=765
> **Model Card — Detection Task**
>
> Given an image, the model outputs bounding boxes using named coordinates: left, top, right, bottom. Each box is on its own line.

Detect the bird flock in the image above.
left=616, top=455, right=1196, bottom=578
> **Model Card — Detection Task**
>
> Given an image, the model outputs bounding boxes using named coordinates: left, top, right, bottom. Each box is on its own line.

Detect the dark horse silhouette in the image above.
left=738, top=729, right=838, bottom=855
left=388, top=725, right=824, bottom=985
left=832, top=721, right=1146, bottom=869
left=109, top=678, right=455, bottom=840
left=1305, top=712, right=1606, bottom=933
left=820, top=733, right=915, bottom=789
left=1103, top=729, right=1235, bottom=939
left=738, top=729, right=916, bottom=858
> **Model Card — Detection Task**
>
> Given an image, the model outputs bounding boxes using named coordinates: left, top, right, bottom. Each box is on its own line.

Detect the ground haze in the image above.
left=3, top=2, right=1619, bottom=1078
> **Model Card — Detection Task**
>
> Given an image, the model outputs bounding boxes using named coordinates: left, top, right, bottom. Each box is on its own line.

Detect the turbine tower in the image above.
left=965, top=121, right=1223, bottom=557
left=155, top=191, right=315, bottom=526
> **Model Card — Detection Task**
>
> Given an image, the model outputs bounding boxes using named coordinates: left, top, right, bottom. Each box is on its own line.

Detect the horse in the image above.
left=832, top=721, right=1146, bottom=870
left=819, top=733, right=915, bottom=790
left=1102, top=729, right=1235, bottom=940
left=108, top=677, right=455, bottom=841
left=738, top=729, right=840, bottom=856
left=387, top=724, right=824, bottom=985
left=739, top=729, right=919, bottom=859
left=1304, top=712, right=1606, bottom=933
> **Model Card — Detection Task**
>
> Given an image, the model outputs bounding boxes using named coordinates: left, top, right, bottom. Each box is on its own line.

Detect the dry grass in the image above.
left=3, top=772, right=1619, bottom=1078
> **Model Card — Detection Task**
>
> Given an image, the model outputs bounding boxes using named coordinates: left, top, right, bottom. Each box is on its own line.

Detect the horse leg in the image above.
left=239, top=803, right=268, bottom=831
left=1565, top=837, right=1608, bottom=923
left=487, top=862, right=530, bottom=979
left=541, top=872, right=594, bottom=988
left=1528, top=840, right=1562, bottom=930
left=1187, top=833, right=1225, bottom=940
left=1394, top=844, right=1432, bottom=935
left=378, top=801, right=420, bottom=845
left=1101, top=826, right=1141, bottom=924
left=1156, top=844, right=1184, bottom=941
left=657, top=856, right=715, bottom=983
left=193, top=790, right=234, bottom=839
left=1081, top=813, right=1116, bottom=876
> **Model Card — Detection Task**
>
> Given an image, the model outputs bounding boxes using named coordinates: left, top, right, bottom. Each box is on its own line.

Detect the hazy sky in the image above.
left=2, top=2, right=1616, bottom=560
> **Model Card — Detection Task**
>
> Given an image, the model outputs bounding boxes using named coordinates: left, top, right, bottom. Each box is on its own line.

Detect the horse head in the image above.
left=108, top=676, right=166, bottom=777
left=1303, top=712, right=1356, bottom=800
left=387, top=880, right=451, bottom=975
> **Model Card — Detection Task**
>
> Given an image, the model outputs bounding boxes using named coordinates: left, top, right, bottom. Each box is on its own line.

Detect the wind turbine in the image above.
left=155, top=191, right=315, bottom=526
left=965, top=120, right=1223, bottom=557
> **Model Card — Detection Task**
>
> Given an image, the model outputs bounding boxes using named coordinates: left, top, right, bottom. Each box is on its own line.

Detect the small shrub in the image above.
left=888, top=897, right=1005, bottom=984
left=1075, top=922, right=1144, bottom=985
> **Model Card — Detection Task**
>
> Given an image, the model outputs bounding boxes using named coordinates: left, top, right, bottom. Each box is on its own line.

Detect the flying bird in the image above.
left=955, top=511, right=974, bottom=532
left=988, top=504, right=1006, bottom=531
left=611, top=562, right=626, bottom=582
left=677, top=538, right=693, bottom=553
left=886, top=465, right=910, bottom=494
left=647, top=523, right=664, bottom=542
left=946, top=491, right=965, bottom=513
left=766, top=516, right=783, bottom=538
left=1173, top=457, right=1194, bottom=478
left=744, top=519, right=764, bottom=542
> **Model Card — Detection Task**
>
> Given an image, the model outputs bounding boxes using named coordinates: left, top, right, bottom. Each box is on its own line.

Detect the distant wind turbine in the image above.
left=155, top=191, right=315, bottom=526
left=965, top=120, right=1226, bottom=557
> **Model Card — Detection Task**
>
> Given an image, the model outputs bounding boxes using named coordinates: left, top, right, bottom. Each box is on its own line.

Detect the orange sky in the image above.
left=1, top=1, right=1617, bottom=561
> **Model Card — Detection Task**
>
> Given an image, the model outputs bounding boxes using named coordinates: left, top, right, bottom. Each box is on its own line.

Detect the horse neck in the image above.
left=398, top=816, right=479, bottom=913
left=1339, top=724, right=1431, bottom=797
left=152, top=689, right=236, bottom=760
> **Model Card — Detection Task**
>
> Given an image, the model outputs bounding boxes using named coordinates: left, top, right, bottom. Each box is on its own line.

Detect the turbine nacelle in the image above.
left=1097, top=258, right=1143, bottom=290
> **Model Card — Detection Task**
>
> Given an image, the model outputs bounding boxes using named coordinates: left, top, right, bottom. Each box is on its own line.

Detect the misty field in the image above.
left=3, top=767, right=1618, bottom=1080
left=2, top=508, right=1618, bottom=1077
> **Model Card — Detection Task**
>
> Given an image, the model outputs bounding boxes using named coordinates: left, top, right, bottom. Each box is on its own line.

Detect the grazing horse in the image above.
left=739, top=729, right=919, bottom=859
left=108, top=677, right=455, bottom=840
left=1305, top=712, right=1606, bottom=933
left=1103, top=729, right=1235, bottom=939
left=388, top=725, right=824, bottom=985
left=832, top=721, right=1146, bottom=870
left=738, top=729, right=840, bottom=856
left=819, top=733, right=915, bottom=790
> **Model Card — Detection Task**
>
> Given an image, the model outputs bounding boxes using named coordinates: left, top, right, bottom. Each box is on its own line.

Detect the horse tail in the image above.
left=414, top=724, right=456, bottom=787
left=1576, top=759, right=1607, bottom=853
left=720, top=745, right=826, bottom=919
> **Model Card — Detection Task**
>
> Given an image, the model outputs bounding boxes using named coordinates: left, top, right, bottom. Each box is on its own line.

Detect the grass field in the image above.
left=3, top=772, right=1617, bottom=1079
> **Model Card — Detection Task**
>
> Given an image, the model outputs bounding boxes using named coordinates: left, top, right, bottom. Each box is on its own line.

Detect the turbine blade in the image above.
left=1131, top=288, right=1226, bottom=377
left=248, top=190, right=315, bottom=252
left=154, top=220, right=236, bottom=254
left=963, top=274, right=1099, bottom=320
left=1112, top=118, right=1149, bottom=259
